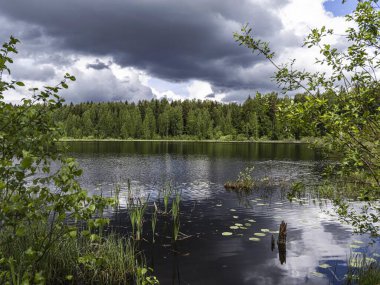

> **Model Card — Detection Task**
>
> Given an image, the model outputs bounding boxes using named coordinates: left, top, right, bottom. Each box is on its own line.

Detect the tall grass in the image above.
left=0, top=225, right=137, bottom=284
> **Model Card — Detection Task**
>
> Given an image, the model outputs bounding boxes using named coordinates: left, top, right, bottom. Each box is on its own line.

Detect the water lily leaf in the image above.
left=249, top=237, right=260, bottom=241
left=318, top=263, right=331, bottom=269
left=254, top=233, right=266, bottom=237
left=230, top=209, right=236, bottom=212
left=247, top=219, right=256, bottom=223
left=230, top=226, right=239, bottom=230
left=239, top=226, right=248, bottom=230
left=233, top=216, right=239, bottom=219
left=261, top=229, right=270, bottom=232
left=222, top=232, right=233, bottom=236
left=216, top=204, right=222, bottom=207
left=235, top=223, right=243, bottom=227
left=311, top=272, right=325, bottom=278
left=244, top=223, right=252, bottom=227
left=269, top=230, right=279, bottom=234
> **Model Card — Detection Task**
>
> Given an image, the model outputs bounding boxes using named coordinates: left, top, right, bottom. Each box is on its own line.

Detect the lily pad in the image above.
left=269, top=230, right=279, bottom=234
left=261, top=229, right=270, bottom=232
left=318, top=263, right=331, bottom=269
left=222, top=232, right=233, bottom=236
left=216, top=204, right=222, bottom=207
left=235, top=223, right=243, bottom=227
left=249, top=237, right=260, bottom=241
left=254, top=233, right=266, bottom=237
left=233, top=216, right=239, bottom=219
left=247, top=219, right=256, bottom=223
left=230, top=226, right=239, bottom=230
left=230, top=209, right=236, bottom=212
left=311, top=272, right=325, bottom=278
left=239, top=226, right=248, bottom=230
left=244, top=223, right=252, bottom=227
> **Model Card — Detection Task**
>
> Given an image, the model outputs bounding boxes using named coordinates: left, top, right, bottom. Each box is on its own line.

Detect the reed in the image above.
left=162, top=181, right=173, bottom=214
left=151, top=202, right=158, bottom=243
left=171, top=191, right=181, bottom=241
left=129, top=198, right=149, bottom=241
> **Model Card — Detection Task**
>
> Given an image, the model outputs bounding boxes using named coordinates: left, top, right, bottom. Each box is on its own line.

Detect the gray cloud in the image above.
left=86, top=59, right=111, bottom=70
left=61, top=68, right=154, bottom=103
left=0, top=0, right=294, bottom=96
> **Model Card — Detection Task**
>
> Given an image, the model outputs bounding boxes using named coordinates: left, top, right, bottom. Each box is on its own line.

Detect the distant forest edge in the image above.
left=54, top=92, right=322, bottom=141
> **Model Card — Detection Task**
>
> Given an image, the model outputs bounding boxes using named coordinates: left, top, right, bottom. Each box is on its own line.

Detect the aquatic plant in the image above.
left=162, top=181, right=173, bottom=214
left=129, top=198, right=149, bottom=241
left=346, top=253, right=380, bottom=285
left=151, top=202, right=158, bottom=243
left=171, top=191, right=181, bottom=241
left=224, top=166, right=255, bottom=190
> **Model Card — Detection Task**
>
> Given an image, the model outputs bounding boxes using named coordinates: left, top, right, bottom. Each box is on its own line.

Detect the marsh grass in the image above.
left=346, top=253, right=380, bottom=285
left=0, top=225, right=136, bottom=284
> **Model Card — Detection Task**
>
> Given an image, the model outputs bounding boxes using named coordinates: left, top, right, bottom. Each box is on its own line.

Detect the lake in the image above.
left=67, top=141, right=380, bottom=285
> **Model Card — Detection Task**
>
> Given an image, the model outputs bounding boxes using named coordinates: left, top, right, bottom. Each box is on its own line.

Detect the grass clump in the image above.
left=224, top=166, right=255, bottom=191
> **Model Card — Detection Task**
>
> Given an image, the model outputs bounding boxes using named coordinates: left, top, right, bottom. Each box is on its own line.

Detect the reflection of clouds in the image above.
left=242, top=203, right=355, bottom=284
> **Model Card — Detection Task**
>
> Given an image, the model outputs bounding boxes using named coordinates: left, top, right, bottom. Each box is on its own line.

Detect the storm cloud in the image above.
left=0, top=0, right=347, bottom=102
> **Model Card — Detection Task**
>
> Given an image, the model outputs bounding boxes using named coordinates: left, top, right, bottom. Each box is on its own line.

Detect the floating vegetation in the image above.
left=318, top=263, right=331, bottom=269
left=230, top=226, right=239, bottom=230
left=224, top=166, right=255, bottom=191
left=350, top=244, right=361, bottom=249
left=216, top=204, right=222, bottom=207
left=247, top=219, right=256, bottom=223
left=254, top=233, right=266, bottom=237
left=260, top=229, right=270, bottom=232
left=249, top=237, right=260, bottom=241
left=235, top=223, right=243, bottom=227
left=230, top=209, right=237, bottom=212
left=244, top=223, right=252, bottom=227
left=311, top=271, right=325, bottom=278
left=222, top=232, right=233, bottom=236
left=233, top=216, right=239, bottom=219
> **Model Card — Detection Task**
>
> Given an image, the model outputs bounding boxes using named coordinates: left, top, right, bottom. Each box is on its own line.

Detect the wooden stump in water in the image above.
left=277, top=221, right=287, bottom=264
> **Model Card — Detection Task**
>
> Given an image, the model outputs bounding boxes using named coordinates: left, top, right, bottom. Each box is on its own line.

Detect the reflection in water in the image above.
left=66, top=141, right=380, bottom=285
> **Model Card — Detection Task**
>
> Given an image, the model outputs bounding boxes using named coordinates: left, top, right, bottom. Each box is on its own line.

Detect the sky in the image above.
left=0, top=0, right=357, bottom=104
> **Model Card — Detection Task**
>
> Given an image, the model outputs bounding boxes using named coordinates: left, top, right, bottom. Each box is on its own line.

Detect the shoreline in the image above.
left=59, top=138, right=310, bottom=144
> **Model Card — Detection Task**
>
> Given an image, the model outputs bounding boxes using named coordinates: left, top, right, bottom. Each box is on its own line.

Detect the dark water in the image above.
left=67, top=141, right=380, bottom=285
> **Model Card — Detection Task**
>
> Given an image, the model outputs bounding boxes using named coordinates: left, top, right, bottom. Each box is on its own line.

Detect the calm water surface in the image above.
left=68, top=141, right=380, bottom=285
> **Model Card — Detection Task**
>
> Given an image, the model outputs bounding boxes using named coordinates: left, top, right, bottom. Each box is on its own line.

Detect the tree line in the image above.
left=54, top=92, right=319, bottom=140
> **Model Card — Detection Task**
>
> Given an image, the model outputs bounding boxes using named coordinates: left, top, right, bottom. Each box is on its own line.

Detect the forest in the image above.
left=55, top=93, right=317, bottom=140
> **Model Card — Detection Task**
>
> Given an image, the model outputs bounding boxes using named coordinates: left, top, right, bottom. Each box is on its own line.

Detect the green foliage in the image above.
left=55, top=93, right=315, bottom=141
left=0, top=37, right=124, bottom=283
left=234, top=0, right=380, bottom=234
